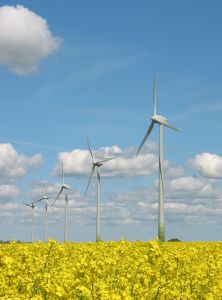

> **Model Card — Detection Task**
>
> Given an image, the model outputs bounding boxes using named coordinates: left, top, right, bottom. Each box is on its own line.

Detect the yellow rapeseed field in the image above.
left=0, top=239, right=222, bottom=299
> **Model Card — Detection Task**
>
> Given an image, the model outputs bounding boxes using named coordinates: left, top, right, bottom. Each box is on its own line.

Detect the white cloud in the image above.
left=0, top=143, right=42, bottom=181
left=169, top=176, right=205, bottom=191
left=0, top=5, right=61, bottom=74
left=1, top=173, right=222, bottom=229
left=0, top=202, right=42, bottom=226
left=165, top=175, right=221, bottom=202
left=0, top=185, right=20, bottom=200
left=2, top=145, right=222, bottom=230
left=53, top=143, right=184, bottom=180
left=164, top=160, right=185, bottom=178
left=102, top=173, right=222, bottom=226
left=190, top=152, right=222, bottom=179
left=53, top=144, right=159, bottom=178
left=28, top=181, right=81, bottom=209
left=36, top=147, right=222, bottom=227
left=29, top=181, right=58, bottom=200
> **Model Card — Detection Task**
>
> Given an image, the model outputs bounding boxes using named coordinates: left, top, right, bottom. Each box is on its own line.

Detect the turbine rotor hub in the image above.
left=62, top=184, right=69, bottom=189
left=152, top=114, right=168, bottom=124
left=93, top=162, right=103, bottom=167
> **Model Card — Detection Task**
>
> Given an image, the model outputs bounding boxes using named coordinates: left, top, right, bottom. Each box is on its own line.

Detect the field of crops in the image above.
left=0, top=239, right=222, bottom=299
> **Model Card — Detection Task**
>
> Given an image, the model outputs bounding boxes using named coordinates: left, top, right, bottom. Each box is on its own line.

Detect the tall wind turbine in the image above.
left=53, top=161, right=78, bottom=242
left=85, top=138, right=115, bottom=242
left=136, top=74, right=179, bottom=242
left=24, top=202, right=36, bottom=242
left=35, top=184, right=52, bottom=243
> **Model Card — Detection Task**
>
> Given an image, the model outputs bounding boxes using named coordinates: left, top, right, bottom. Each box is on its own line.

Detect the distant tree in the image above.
left=167, top=238, right=181, bottom=242
left=0, top=240, right=25, bottom=244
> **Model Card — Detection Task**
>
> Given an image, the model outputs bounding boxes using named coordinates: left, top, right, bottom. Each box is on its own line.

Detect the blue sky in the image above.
left=0, top=0, right=222, bottom=242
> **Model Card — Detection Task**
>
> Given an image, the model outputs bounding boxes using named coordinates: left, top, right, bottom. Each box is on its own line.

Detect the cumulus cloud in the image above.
left=0, top=202, right=44, bottom=226
left=164, top=161, right=184, bottom=178
left=1, top=174, right=222, bottom=230
left=165, top=175, right=220, bottom=203
left=26, top=181, right=91, bottom=226
left=3, top=145, right=222, bottom=231
left=53, top=143, right=184, bottom=180
left=47, top=146, right=222, bottom=228
left=28, top=181, right=58, bottom=200
left=0, top=143, right=42, bottom=181
left=28, top=180, right=81, bottom=205
left=0, top=184, right=20, bottom=200
left=0, top=5, right=61, bottom=74
left=190, top=153, right=222, bottom=179
left=104, top=173, right=222, bottom=226
left=169, top=176, right=206, bottom=191
left=53, top=144, right=159, bottom=178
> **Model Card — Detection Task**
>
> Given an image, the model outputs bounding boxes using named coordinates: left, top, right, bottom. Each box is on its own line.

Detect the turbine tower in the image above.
left=24, top=202, right=36, bottom=242
left=85, top=138, right=115, bottom=242
left=136, top=73, right=179, bottom=242
left=53, top=161, right=78, bottom=242
left=35, top=184, right=52, bottom=242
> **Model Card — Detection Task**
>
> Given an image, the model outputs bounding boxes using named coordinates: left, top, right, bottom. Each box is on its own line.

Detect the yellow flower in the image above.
left=1, top=240, right=222, bottom=298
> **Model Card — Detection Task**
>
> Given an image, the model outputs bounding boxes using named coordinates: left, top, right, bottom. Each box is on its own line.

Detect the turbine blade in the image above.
left=97, top=157, right=116, bottom=164
left=97, top=168, right=101, bottom=183
left=67, top=187, right=78, bottom=193
left=153, top=72, right=157, bottom=115
left=34, top=197, right=44, bottom=203
left=53, top=187, right=63, bottom=205
left=47, top=199, right=55, bottom=212
left=136, top=121, right=154, bottom=155
left=85, top=166, right=95, bottom=195
left=159, top=119, right=179, bottom=132
left=87, top=137, right=95, bottom=162
left=24, top=202, right=32, bottom=207
left=159, top=156, right=164, bottom=193
left=65, top=192, right=68, bottom=206
left=62, top=160, right=64, bottom=185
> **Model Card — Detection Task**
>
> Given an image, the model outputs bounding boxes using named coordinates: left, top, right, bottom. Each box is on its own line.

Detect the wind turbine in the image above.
left=35, top=184, right=53, bottom=243
left=85, top=138, right=115, bottom=242
left=24, top=202, right=36, bottom=242
left=53, top=161, right=78, bottom=242
left=136, top=73, right=179, bottom=242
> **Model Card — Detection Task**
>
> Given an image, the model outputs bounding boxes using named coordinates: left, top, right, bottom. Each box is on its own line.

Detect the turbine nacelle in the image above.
left=34, top=195, right=49, bottom=204
left=93, top=161, right=103, bottom=167
left=24, top=202, right=35, bottom=209
left=40, top=195, right=49, bottom=201
left=151, top=114, right=179, bottom=131
left=85, top=138, right=116, bottom=194
left=152, top=114, right=168, bottom=123
left=53, top=161, right=78, bottom=206
left=62, top=183, right=71, bottom=190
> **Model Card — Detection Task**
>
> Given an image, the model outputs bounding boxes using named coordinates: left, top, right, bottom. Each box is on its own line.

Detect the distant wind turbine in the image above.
left=24, top=202, right=36, bottom=242
left=35, top=183, right=53, bottom=242
left=85, top=138, right=115, bottom=242
left=53, top=161, right=78, bottom=242
left=136, top=73, right=179, bottom=242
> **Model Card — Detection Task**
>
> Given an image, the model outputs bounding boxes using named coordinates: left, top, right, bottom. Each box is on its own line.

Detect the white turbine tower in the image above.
left=53, top=161, right=78, bottom=242
left=85, top=138, right=115, bottom=242
left=35, top=184, right=53, bottom=243
left=24, top=202, right=36, bottom=242
left=136, top=73, right=179, bottom=242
